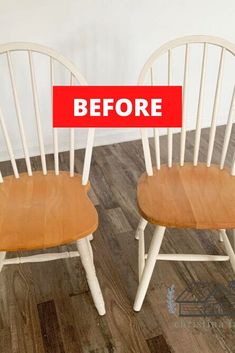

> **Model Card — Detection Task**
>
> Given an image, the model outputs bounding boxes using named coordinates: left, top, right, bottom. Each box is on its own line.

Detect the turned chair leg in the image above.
left=77, top=237, right=105, bottom=316
left=0, top=252, right=6, bottom=273
left=135, top=217, right=148, bottom=240
left=134, top=225, right=165, bottom=312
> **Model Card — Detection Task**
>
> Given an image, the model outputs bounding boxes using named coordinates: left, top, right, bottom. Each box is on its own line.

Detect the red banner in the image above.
left=53, top=86, right=182, bottom=128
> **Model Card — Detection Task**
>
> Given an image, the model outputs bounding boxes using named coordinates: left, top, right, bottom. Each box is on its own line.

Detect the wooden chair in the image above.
left=133, top=35, right=235, bottom=311
left=0, top=43, right=105, bottom=315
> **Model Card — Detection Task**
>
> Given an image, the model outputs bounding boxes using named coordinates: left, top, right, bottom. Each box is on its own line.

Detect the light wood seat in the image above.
left=0, top=171, right=98, bottom=251
left=137, top=163, right=235, bottom=230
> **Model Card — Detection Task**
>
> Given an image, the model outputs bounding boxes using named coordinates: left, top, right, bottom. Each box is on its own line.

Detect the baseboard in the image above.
left=0, top=128, right=145, bottom=161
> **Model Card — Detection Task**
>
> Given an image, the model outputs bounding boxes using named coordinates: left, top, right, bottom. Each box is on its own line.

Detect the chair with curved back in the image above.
left=134, top=35, right=235, bottom=311
left=0, top=43, right=105, bottom=315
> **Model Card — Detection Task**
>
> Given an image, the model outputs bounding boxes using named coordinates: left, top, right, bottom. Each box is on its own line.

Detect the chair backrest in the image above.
left=139, top=35, right=235, bottom=176
left=0, top=42, right=94, bottom=185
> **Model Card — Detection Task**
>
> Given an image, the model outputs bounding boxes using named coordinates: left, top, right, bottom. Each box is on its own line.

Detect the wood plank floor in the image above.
left=0, top=125, right=235, bottom=353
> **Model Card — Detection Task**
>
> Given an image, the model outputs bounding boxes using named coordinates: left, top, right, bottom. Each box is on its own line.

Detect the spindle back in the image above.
left=0, top=42, right=94, bottom=185
left=139, top=36, right=235, bottom=176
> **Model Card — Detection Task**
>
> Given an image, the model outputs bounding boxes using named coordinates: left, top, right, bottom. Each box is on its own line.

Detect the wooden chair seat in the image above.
left=0, top=171, right=98, bottom=251
left=137, top=163, right=235, bottom=229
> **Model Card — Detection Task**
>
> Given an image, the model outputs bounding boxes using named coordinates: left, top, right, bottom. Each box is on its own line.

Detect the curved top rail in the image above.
left=138, top=35, right=235, bottom=84
left=0, top=42, right=87, bottom=85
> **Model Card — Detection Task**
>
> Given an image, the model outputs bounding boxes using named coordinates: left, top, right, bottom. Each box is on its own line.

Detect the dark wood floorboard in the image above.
left=0, top=125, right=235, bottom=352
left=37, top=300, right=66, bottom=353
left=146, top=335, right=172, bottom=353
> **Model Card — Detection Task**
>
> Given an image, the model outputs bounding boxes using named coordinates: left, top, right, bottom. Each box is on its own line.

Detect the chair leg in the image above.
left=219, top=230, right=223, bottom=242
left=0, top=252, right=6, bottom=273
left=232, top=230, right=235, bottom=250
left=220, top=230, right=235, bottom=273
left=135, top=217, right=148, bottom=240
left=138, top=228, right=145, bottom=282
left=87, top=234, right=94, bottom=241
left=87, top=235, right=94, bottom=262
left=134, top=225, right=166, bottom=312
left=77, top=237, right=105, bottom=316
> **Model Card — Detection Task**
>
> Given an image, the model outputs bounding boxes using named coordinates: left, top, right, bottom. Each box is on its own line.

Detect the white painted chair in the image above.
left=0, top=43, right=105, bottom=315
left=133, top=36, right=235, bottom=311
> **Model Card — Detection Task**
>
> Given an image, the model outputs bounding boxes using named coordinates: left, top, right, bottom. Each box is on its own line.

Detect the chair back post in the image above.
left=138, top=35, right=235, bottom=175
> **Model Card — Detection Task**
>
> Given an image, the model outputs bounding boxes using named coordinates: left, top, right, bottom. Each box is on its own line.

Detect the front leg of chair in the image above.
left=0, top=252, right=6, bottom=273
left=87, top=235, right=94, bottom=262
left=134, top=225, right=165, bottom=312
left=76, top=237, right=105, bottom=316
left=135, top=217, right=148, bottom=240
left=87, top=234, right=94, bottom=241
left=138, top=229, right=145, bottom=282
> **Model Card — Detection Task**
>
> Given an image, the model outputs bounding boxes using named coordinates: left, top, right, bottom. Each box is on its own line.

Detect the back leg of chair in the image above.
left=134, top=225, right=166, bottom=312
left=135, top=217, right=148, bottom=240
left=220, top=229, right=235, bottom=273
left=0, top=252, right=6, bottom=273
left=232, top=230, right=235, bottom=250
left=76, top=237, right=105, bottom=316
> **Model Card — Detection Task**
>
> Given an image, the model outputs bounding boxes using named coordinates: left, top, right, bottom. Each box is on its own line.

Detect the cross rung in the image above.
left=3, top=251, right=80, bottom=265
left=144, top=254, right=229, bottom=262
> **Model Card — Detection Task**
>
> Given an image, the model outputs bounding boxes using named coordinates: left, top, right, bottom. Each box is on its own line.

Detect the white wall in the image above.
left=0, top=0, right=235, bottom=160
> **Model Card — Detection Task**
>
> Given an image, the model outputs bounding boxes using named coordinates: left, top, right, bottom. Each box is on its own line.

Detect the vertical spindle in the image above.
left=150, top=67, right=161, bottom=170
left=220, top=85, right=235, bottom=170
left=193, top=43, right=208, bottom=166
left=7, top=51, right=32, bottom=176
left=207, top=47, right=225, bottom=167
left=180, top=44, right=189, bottom=166
left=29, top=51, right=47, bottom=175
left=82, top=128, right=95, bottom=185
left=0, top=106, right=19, bottom=178
left=141, top=128, right=153, bottom=176
left=50, top=57, right=59, bottom=175
left=167, top=50, right=173, bottom=167
left=70, top=73, right=75, bottom=177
